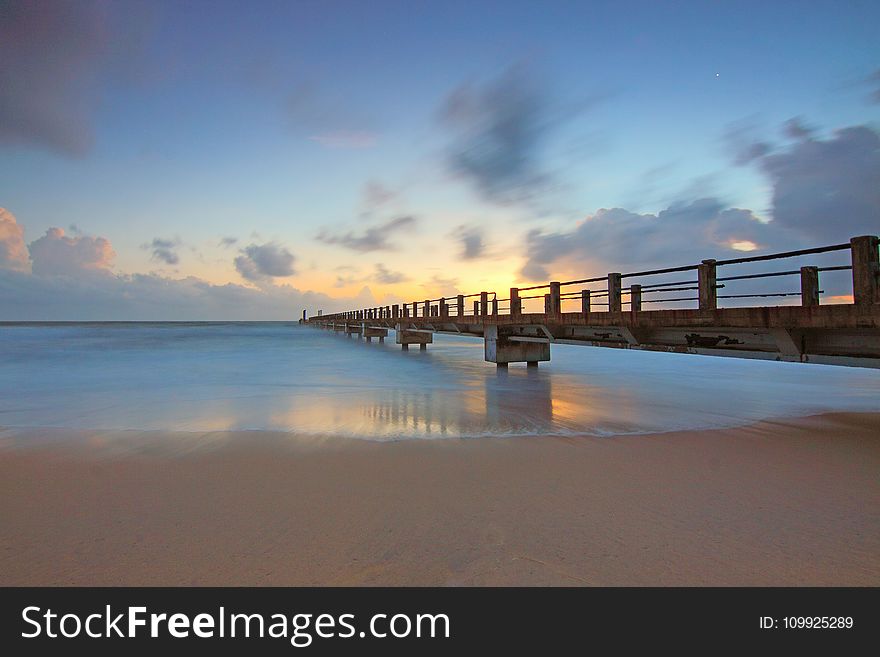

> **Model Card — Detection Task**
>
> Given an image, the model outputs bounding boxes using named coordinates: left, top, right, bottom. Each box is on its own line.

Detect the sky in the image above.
left=1, top=0, right=878, bottom=320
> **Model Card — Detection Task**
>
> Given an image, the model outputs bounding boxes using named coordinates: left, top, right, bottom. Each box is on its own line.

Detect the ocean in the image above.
left=1, top=322, right=878, bottom=440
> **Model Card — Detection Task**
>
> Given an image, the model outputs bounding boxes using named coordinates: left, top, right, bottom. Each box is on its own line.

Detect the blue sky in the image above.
left=0, top=0, right=878, bottom=318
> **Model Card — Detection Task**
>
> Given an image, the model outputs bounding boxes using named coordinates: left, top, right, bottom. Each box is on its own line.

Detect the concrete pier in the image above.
left=364, top=326, right=388, bottom=343
left=396, top=326, right=432, bottom=351
left=484, top=325, right=551, bottom=366
left=307, top=234, right=880, bottom=370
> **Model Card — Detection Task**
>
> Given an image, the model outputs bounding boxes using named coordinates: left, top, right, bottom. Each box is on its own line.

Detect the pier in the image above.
left=305, top=235, right=880, bottom=369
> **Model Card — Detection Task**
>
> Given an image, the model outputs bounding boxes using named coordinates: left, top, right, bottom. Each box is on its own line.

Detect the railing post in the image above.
left=423, top=299, right=430, bottom=318
left=491, top=297, right=498, bottom=315
left=581, top=289, right=591, bottom=315
left=480, top=291, right=488, bottom=317
left=698, top=259, right=717, bottom=310
left=457, top=294, right=465, bottom=317
left=392, top=304, right=399, bottom=318
left=403, top=304, right=409, bottom=318
left=851, top=235, right=879, bottom=305
left=510, top=288, right=520, bottom=317
left=549, top=281, right=561, bottom=317
left=630, top=284, right=642, bottom=312
left=386, top=305, right=390, bottom=319
left=439, top=298, right=447, bottom=318
left=473, top=300, right=479, bottom=316
left=800, top=267, right=819, bottom=307
left=608, top=273, right=622, bottom=312
left=543, top=294, right=551, bottom=313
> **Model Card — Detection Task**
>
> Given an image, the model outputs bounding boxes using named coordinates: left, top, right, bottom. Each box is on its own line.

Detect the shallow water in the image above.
left=0, top=322, right=878, bottom=440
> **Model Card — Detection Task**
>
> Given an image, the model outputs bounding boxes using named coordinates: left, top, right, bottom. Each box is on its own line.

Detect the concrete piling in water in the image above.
left=484, top=325, right=550, bottom=367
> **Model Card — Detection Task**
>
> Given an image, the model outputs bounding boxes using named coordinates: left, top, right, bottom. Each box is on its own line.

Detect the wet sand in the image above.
left=1, top=412, right=878, bottom=586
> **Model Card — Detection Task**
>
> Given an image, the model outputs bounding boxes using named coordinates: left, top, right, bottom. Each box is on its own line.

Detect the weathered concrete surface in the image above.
left=484, top=325, right=550, bottom=365
left=395, top=327, right=433, bottom=345
left=363, top=326, right=388, bottom=338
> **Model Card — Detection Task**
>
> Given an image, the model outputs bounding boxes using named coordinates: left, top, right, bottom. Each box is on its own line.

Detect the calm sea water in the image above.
left=0, top=322, right=878, bottom=440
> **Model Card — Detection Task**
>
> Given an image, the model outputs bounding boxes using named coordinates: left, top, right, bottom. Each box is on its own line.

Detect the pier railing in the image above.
left=314, top=235, right=878, bottom=323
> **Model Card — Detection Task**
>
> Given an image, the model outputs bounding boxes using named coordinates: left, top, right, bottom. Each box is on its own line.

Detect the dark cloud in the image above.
left=143, top=237, right=180, bottom=266
left=519, top=198, right=795, bottom=282
left=234, top=243, right=296, bottom=282
left=218, top=236, right=238, bottom=248
left=317, top=215, right=416, bottom=252
left=748, top=124, right=880, bottom=241
left=452, top=225, right=485, bottom=260
left=28, top=227, right=115, bottom=276
left=0, top=208, right=31, bottom=272
left=373, top=263, right=408, bottom=284
left=782, top=117, right=815, bottom=141
left=0, top=0, right=148, bottom=155
left=440, top=67, right=556, bottom=205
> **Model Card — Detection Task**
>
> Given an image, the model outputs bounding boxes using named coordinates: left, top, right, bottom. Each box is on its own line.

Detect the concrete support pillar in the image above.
left=698, top=259, right=717, bottom=310
left=395, top=326, right=432, bottom=348
left=549, top=281, right=561, bottom=317
left=480, top=291, right=488, bottom=317
left=851, top=235, right=879, bottom=305
left=457, top=295, right=465, bottom=317
left=630, top=284, right=642, bottom=312
left=608, top=273, right=622, bottom=312
left=510, top=288, right=520, bottom=317
left=484, top=325, right=551, bottom=365
left=800, top=266, right=819, bottom=307
left=581, top=290, right=591, bottom=314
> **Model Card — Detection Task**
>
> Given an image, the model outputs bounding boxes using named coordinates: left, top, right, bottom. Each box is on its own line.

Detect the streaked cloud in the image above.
left=452, top=225, right=485, bottom=260
left=317, top=215, right=416, bottom=252
left=373, top=263, right=409, bottom=284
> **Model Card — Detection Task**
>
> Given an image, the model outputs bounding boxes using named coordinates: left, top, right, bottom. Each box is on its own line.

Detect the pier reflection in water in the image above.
left=0, top=323, right=878, bottom=440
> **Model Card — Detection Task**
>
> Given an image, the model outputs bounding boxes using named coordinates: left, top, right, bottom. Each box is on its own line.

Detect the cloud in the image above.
left=0, top=268, right=378, bottom=321
left=28, top=227, right=115, bottom=276
left=218, top=236, right=238, bottom=248
left=0, top=0, right=149, bottom=155
left=317, top=215, right=416, bottom=252
left=452, top=225, right=485, bottom=260
left=519, top=198, right=795, bottom=281
left=782, top=117, right=815, bottom=141
left=362, top=181, right=396, bottom=209
left=0, top=208, right=31, bottom=272
left=373, top=263, right=408, bottom=284
left=439, top=65, right=596, bottom=207
left=234, top=242, right=296, bottom=282
left=746, top=124, right=880, bottom=241
left=309, top=131, right=378, bottom=149
left=143, top=237, right=180, bottom=265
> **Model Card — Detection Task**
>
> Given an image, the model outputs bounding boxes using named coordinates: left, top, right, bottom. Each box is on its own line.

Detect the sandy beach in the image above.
left=1, top=412, right=878, bottom=586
